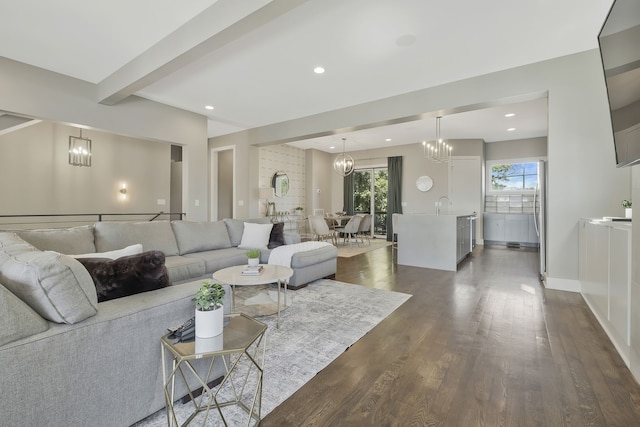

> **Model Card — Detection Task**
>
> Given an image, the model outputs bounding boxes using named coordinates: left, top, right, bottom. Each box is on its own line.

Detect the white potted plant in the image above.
left=622, top=199, right=632, bottom=218
left=193, top=280, right=225, bottom=338
left=246, top=248, right=260, bottom=267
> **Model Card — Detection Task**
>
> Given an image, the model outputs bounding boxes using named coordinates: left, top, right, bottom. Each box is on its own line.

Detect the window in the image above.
left=489, top=161, right=538, bottom=192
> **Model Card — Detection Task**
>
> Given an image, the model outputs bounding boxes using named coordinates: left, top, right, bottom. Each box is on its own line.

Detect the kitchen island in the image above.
left=397, top=213, right=475, bottom=271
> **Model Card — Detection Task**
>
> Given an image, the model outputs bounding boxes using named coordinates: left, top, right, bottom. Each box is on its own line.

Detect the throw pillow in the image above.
left=0, top=233, right=98, bottom=324
left=268, top=222, right=285, bottom=249
left=77, top=250, right=170, bottom=303
left=238, top=222, right=273, bottom=250
left=70, top=243, right=143, bottom=260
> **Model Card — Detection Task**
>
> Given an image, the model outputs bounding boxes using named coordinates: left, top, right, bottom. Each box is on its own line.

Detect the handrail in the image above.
left=0, top=212, right=186, bottom=228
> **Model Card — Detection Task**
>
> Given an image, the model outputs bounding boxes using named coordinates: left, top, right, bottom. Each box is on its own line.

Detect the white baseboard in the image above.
left=544, top=276, right=581, bottom=292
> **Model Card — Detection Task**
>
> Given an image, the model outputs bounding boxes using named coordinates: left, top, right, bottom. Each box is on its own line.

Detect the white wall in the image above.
left=0, top=121, right=170, bottom=223
left=0, top=57, right=209, bottom=221
left=485, top=137, right=547, bottom=160
left=258, top=144, right=305, bottom=215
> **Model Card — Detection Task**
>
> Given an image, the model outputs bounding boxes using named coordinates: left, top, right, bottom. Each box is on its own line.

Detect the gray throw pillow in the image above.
left=0, top=233, right=98, bottom=324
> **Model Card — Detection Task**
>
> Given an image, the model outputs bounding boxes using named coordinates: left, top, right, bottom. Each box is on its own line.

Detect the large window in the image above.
left=489, top=161, right=538, bottom=192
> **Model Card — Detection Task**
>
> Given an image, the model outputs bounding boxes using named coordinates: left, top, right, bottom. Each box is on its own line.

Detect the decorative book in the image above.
left=241, top=265, right=264, bottom=276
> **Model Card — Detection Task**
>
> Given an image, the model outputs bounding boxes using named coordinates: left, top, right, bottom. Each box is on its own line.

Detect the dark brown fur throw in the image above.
left=77, top=250, right=170, bottom=302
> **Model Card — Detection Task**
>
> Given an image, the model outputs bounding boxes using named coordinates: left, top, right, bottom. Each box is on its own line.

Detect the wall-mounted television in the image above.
left=598, top=0, right=640, bottom=168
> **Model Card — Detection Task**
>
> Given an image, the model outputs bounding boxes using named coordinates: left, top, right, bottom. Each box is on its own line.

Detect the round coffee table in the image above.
left=212, top=264, right=293, bottom=329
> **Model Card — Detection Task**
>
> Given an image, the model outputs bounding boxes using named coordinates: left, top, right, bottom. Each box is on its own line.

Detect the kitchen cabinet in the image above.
left=483, top=213, right=505, bottom=242
left=579, top=218, right=632, bottom=365
left=456, top=216, right=472, bottom=263
left=397, top=213, right=474, bottom=271
left=483, top=213, right=538, bottom=245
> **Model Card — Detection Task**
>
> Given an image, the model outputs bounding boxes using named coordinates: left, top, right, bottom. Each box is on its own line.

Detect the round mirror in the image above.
left=271, top=171, right=289, bottom=197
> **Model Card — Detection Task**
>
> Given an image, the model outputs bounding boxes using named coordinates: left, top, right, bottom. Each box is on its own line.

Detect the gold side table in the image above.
left=160, top=313, right=267, bottom=426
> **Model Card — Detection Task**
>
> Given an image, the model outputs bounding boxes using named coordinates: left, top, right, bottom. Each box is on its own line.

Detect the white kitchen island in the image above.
left=397, top=213, right=475, bottom=271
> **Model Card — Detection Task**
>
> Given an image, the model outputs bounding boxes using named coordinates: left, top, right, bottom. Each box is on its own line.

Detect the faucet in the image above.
left=436, top=196, right=451, bottom=216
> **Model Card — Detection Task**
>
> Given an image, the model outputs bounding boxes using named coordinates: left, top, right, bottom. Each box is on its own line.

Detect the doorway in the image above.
left=353, top=167, right=388, bottom=237
left=210, top=146, right=235, bottom=221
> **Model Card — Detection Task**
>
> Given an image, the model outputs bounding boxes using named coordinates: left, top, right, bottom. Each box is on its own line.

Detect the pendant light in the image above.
left=424, top=116, right=452, bottom=163
left=333, top=137, right=355, bottom=176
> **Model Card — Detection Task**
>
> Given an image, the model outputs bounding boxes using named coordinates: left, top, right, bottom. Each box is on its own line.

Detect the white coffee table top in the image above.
left=212, top=264, right=293, bottom=286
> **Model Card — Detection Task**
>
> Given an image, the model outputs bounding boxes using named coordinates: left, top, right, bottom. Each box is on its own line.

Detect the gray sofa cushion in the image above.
left=0, top=283, right=49, bottom=346
left=164, top=256, right=206, bottom=284
left=14, top=225, right=96, bottom=254
left=0, top=233, right=98, bottom=324
left=184, top=247, right=248, bottom=274
left=94, top=221, right=179, bottom=256
left=171, top=221, right=231, bottom=255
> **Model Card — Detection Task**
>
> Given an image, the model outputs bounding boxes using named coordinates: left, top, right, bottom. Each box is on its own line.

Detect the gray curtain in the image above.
left=343, top=173, right=354, bottom=215
left=386, top=156, right=403, bottom=241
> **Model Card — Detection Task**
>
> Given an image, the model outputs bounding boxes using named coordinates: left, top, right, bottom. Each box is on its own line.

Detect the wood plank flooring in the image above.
left=261, top=245, right=640, bottom=426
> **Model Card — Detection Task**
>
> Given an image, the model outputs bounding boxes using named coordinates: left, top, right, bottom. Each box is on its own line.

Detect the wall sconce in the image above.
left=119, top=183, right=128, bottom=201
left=69, top=129, right=92, bottom=167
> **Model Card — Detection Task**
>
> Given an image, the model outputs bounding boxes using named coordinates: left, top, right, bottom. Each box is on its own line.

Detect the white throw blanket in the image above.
left=268, top=241, right=332, bottom=267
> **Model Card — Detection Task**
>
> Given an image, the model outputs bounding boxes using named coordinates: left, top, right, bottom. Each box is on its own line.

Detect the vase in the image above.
left=195, top=334, right=223, bottom=353
left=195, top=304, right=224, bottom=338
left=248, top=257, right=259, bottom=267
left=625, top=208, right=632, bottom=218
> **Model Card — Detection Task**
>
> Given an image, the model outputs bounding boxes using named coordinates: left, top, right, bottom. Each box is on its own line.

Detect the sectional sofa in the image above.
left=0, top=218, right=337, bottom=426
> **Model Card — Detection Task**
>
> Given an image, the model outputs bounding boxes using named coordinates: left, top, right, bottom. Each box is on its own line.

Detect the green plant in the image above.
left=294, top=206, right=304, bottom=211
left=193, top=280, right=225, bottom=311
left=246, top=248, right=260, bottom=259
left=622, top=200, right=632, bottom=208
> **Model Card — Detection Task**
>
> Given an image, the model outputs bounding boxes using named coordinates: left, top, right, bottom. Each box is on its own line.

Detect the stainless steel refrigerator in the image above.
left=534, top=160, right=547, bottom=281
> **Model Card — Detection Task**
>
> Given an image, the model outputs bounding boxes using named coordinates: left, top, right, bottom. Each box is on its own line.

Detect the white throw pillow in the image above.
left=238, top=222, right=273, bottom=250
left=70, top=244, right=143, bottom=260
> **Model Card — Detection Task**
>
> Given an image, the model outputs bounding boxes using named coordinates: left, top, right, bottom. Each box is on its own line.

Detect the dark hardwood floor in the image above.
left=261, top=245, right=640, bottom=426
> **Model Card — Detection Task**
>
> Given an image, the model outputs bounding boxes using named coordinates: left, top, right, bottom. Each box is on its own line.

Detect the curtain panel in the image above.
left=386, top=156, right=403, bottom=241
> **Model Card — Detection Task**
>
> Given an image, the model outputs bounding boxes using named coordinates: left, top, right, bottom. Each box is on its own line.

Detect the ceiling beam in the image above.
left=97, top=0, right=308, bottom=105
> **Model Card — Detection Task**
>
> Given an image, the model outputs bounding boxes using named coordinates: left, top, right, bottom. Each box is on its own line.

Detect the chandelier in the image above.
left=333, top=137, right=355, bottom=176
left=68, top=128, right=92, bottom=167
left=424, top=116, right=451, bottom=163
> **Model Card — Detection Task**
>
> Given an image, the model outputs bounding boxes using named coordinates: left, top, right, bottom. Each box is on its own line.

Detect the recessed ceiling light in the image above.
left=205, top=105, right=214, bottom=110
left=314, top=66, right=325, bottom=74
left=507, top=127, right=516, bottom=131
left=505, top=113, right=515, bottom=117
left=385, top=138, right=392, bottom=142
left=329, top=146, right=335, bottom=150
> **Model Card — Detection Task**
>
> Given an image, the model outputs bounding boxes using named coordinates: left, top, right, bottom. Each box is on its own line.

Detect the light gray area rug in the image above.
left=136, top=279, right=411, bottom=426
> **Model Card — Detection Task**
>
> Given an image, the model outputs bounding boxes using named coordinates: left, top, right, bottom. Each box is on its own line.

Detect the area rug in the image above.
left=337, top=238, right=391, bottom=257
left=136, top=279, right=411, bottom=426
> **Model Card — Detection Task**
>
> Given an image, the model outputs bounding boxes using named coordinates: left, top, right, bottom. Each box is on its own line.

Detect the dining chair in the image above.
left=356, top=214, right=372, bottom=245
left=308, top=215, right=337, bottom=245
left=324, top=213, right=340, bottom=230
left=335, top=215, right=362, bottom=246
